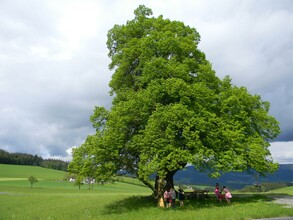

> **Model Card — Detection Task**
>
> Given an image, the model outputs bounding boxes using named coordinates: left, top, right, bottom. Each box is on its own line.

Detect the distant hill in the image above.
left=174, top=164, right=293, bottom=189
left=0, top=164, right=67, bottom=180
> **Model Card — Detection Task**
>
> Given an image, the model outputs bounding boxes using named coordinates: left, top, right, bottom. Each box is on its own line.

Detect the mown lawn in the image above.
left=0, top=164, right=67, bottom=180
left=0, top=164, right=292, bottom=220
left=268, top=186, right=293, bottom=196
left=1, top=181, right=293, bottom=220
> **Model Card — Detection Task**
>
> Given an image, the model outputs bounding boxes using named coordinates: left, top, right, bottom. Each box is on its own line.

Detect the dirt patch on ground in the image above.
left=271, top=195, right=293, bottom=208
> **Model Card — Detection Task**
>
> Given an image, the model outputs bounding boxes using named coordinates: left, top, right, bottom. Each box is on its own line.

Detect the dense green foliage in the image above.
left=70, top=5, right=280, bottom=200
left=0, top=148, right=69, bottom=171
left=0, top=149, right=42, bottom=166
left=28, top=176, right=38, bottom=188
left=40, top=158, right=69, bottom=171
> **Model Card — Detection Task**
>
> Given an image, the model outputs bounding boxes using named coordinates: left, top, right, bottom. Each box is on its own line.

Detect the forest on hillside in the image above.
left=0, top=149, right=68, bottom=171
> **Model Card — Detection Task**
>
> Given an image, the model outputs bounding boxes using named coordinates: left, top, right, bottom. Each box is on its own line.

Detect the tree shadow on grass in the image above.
left=185, top=194, right=275, bottom=209
left=102, top=195, right=156, bottom=215
left=101, top=193, right=276, bottom=215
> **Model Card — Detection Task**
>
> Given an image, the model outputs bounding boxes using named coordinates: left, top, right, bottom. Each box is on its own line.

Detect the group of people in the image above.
left=214, top=183, right=232, bottom=204
left=163, top=187, right=185, bottom=208
left=163, top=183, right=232, bottom=208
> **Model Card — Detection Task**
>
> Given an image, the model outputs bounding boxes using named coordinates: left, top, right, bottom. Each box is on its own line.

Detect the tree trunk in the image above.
left=155, top=170, right=178, bottom=207
left=155, top=175, right=165, bottom=207
left=165, top=170, right=176, bottom=189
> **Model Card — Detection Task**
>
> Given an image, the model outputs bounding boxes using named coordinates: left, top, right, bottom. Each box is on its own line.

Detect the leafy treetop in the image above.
left=70, top=5, right=280, bottom=197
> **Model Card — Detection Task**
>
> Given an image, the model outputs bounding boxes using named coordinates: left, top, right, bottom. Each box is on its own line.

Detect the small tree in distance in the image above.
left=74, top=175, right=84, bottom=190
left=28, top=176, right=38, bottom=188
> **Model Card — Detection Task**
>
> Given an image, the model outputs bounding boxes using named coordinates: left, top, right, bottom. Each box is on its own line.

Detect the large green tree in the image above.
left=71, top=5, right=280, bottom=204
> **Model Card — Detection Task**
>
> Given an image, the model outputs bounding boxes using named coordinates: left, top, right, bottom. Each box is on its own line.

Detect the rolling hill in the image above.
left=0, top=164, right=67, bottom=180
left=1, top=163, right=292, bottom=190
left=174, top=164, right=293, bottom=189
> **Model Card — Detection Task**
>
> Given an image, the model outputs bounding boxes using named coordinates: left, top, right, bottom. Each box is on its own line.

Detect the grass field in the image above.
left=0, top=164, right=292, bottom=220
left=268, top=186, right=293, bottom=196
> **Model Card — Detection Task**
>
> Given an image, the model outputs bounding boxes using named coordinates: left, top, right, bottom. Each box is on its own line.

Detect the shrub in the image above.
left=28, top=176, right=38, bottom=188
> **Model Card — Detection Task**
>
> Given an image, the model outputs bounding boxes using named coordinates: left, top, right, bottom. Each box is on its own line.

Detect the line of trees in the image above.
left=0, top=149, right=69, bottom=171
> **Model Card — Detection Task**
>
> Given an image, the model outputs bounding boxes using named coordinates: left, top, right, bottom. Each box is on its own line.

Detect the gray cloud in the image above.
left=0, top=0, right=292, bottom=163
left=192, top=0, right=293, bottom=144
left=0, top=0, right=112, bottom=158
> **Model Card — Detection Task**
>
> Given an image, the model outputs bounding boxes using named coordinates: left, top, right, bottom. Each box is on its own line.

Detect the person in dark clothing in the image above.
left=178, top=187, right=185, bottom=207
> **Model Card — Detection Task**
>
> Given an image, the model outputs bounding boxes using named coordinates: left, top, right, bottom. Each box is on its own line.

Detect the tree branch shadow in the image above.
left=186, top=193, right=275, bottom=209
left=102, top=195, right=156, bottom=215
left=101, top=193, right=277, bottom=216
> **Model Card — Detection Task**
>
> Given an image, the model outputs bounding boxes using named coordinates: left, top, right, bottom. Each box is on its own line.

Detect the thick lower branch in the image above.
left=138, top=177, right=155, bottom=192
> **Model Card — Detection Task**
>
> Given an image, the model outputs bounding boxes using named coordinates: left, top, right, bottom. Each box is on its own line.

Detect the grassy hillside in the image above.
left=0, top=164, right=292, bottom=220
left=0, top=164, right=67, bottom=180
left=0, top=164, right=152, bottom=191
left=270, top=186, right=293, bottom=195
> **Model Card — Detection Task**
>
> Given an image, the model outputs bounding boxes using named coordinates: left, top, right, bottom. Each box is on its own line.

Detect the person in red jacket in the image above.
left=214, top=183, right=225, bottom=202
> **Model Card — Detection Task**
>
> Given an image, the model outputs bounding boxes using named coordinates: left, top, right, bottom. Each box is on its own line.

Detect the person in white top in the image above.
left=223, top=186, right=232, bottom=204
left=170, top=188, right=176, bottom=207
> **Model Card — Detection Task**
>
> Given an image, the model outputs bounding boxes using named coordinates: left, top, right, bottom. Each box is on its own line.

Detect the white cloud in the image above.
left=270, top=142, right=293, bottom=164
left=0, top=0, right=292, bottom=164
left=43, top=146, right=75, bottom=162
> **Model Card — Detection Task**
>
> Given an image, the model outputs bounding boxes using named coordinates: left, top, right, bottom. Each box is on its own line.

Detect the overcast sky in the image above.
left=0, top=0, right=292, bottom=164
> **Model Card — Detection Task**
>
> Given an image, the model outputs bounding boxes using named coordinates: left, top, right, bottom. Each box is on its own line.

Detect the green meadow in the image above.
left=0, top=164, right=292, bottom=220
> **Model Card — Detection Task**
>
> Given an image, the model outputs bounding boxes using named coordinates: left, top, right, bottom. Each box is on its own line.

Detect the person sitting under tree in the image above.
left=178, top=187, right=185, bottom=207
left=214, top=183, right=225, bottom=202
left=223, top=186, right=232, bottom=204
left=163, top=188, right=172, bottom=208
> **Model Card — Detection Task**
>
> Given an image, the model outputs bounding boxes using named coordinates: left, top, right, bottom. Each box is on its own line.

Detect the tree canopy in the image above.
left=69, top=5, right=280, bottom=202
left=28, top=176, right=38, bottom=188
